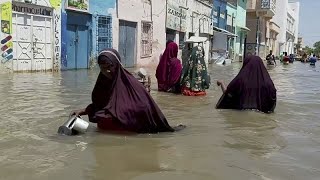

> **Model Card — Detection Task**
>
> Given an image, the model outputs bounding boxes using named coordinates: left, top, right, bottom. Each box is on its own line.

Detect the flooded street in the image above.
left=1, top=61, right=320, bottom=180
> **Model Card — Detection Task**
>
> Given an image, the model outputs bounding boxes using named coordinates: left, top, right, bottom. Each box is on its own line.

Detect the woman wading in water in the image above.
left=71, top=49, right=185, bottom=133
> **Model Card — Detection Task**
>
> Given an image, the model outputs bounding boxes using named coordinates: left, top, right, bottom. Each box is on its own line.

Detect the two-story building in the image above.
left=211, top=0, right=237, bottom=62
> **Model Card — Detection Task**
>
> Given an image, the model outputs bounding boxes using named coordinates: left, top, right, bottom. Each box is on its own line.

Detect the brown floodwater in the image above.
left=1, top=61, right=320, bottom=180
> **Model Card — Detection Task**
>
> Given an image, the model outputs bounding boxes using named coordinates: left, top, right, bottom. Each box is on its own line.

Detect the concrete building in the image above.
left=114, top=0, right=166, bottom=67
left=246, top=0, right=299, bottom=58
left=185, top=0, right=214, bottom=64
left=297, top=36, right=303, bottom=54
left=0, top=0, right=62, bottom=72
left=234, top=0, right=250, bottom=62
left=288, top=1, right=300, bottom=54
left=246, top=0, right=276, bottom=58
left=211, top=0, right=238, bottom=62
left=226, top=2, right=237, bottom=60
left=61, top=0, right=115, bottom=70
left=271, top=0, right=299, bottom=56
left=226, top=0, right=249, bottom=62
left=165, top=0, right=187, bottom=61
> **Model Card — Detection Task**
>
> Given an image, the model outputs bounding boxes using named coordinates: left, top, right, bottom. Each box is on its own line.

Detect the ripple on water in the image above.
left=0, top=63, right=320, bottom=179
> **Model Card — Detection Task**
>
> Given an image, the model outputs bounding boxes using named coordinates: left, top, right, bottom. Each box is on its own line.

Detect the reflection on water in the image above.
left=1, top=62, right=320, bottom=179
left=221, top=110, right=285, bottom=158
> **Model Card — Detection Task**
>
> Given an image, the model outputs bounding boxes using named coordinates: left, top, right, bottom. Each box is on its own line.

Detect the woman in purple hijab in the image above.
left=156, top=42, right=182, bottom=93
left=71, top=48, right=184, bottom=133
left=216, top=56, right=277, bottom=113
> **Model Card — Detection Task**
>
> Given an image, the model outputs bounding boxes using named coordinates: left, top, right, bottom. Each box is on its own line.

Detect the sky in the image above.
left=293, top=0, right=320, bottom=47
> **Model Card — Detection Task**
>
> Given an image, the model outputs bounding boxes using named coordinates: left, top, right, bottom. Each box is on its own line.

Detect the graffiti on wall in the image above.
left=0, top=2, right=13, bottom=63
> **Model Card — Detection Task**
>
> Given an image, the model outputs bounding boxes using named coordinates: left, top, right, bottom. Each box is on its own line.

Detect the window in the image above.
left=97, top=16, right=112, bottom=53
left=141, top=21, right=153, bottom=57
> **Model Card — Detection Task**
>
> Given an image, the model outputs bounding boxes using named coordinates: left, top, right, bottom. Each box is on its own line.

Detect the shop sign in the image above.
left=166, top=0, right=187, bottom=32
left=12, top=2, right=53, bottom=16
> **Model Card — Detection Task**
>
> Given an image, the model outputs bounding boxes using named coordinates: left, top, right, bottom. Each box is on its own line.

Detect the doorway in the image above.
left=118, top=20, right=137, bottom=67
left=65, top=11, right=91, bottom=69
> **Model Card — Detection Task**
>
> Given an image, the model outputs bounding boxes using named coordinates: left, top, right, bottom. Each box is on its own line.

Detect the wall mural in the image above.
left=66, top=0, right=89, bottom=12
left=0, top=2, right=13, bottom=64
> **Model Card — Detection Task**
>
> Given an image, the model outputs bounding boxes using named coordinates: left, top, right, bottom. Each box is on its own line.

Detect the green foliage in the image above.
left=313, top=41, right=320, bottom=56
left=303, top=46, right=314, bottom=55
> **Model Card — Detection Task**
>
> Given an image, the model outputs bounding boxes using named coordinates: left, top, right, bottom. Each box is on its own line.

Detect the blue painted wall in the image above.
left=212, top=0, right=227, bottom=30
left=90, top=0, right=115, bottom=56
left=60, top=0, right=115, bottom=69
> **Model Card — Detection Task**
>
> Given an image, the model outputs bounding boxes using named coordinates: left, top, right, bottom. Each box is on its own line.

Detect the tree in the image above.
left=303, top=46, right=314, bottom=55
left=313, top=41, right=320, bottom=56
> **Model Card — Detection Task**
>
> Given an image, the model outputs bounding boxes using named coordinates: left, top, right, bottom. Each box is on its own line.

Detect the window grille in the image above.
left=97, top=16, right=112, bottom=53
left=141, top=21, right=153, bottom=57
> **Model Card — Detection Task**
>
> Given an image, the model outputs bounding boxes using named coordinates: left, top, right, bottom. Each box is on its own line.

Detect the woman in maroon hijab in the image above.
left=216, top=56, right=277, bottom=113
left=71, top=48, right=184, bottom=133
left=156, top=42, right=182, bottom=93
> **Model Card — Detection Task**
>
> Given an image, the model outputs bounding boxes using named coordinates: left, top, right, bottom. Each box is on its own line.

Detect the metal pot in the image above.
left=58, top=115, right=89, bottom=136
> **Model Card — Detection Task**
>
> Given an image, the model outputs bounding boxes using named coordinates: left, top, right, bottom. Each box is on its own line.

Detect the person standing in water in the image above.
left=180, top=45, right=210, bottom=96
left=71, top=48, right=184, bottom=133
left=282, top=52, right=290, bottom=64
left=156, top=42, right=182, bottom=93
left=266, top=50, right=276, bottom=65
left=216, top=56, right=277, bottom=113
left=309, top=54, right=318, bottom=65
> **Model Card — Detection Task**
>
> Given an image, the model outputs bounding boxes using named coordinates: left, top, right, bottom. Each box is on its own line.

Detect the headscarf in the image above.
left=166, top=40, right=174, bottom=47
left=86, top=48, right=175, bottom=133
left=156, top=42, right=182, bottom=92
left=180, top=45, right=210, bottom=91
left=216, top=56, right=277, bottom=113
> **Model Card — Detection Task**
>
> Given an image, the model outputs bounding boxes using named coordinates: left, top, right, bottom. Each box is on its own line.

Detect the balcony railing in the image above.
left=260, top=0, right=276, bottom=13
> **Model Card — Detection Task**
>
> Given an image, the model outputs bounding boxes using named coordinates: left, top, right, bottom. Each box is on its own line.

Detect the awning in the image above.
left=240, top=26, right=251, bottom=31
left=212, top=26, right=237, bottom=37
left=185, top=36, right=208, bottom=43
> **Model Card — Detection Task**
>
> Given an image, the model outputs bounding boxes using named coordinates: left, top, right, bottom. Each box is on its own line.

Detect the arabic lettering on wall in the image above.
left=166, top=0, right=187, bottom=32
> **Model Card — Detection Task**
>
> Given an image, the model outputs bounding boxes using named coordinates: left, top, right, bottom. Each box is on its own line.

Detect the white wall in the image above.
left=273, top=0, right=288, bottom=54
left=113, top=0, right=166, bottom=67
left=0, top=0, right=62, bottom=71
left=186, top=0, right=213, bottom=64
left=289, top=2, right=300, bottom=44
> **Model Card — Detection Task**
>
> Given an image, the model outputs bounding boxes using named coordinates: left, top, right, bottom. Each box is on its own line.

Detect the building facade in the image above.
left=0, top=0, right=62, bottom=72
left=246, top=0, right=276, bottom=58
left=187, top=0, right=214, bottom=64
left=246, top=0, right=299, bottom=58
left=226, top=2, right=236, bottom=60
left=1, top=0, right=253, bottom=72
left=60, top=0, right=115, bottom=70
left=114, top=0, right=166, bottom=67
left=211, top=0, right=236, bottom=62
left=235, top=0, right=249, bottom=61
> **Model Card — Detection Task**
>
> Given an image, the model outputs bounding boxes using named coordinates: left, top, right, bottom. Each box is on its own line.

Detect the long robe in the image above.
left=86, top=48, right=177, bottom=133
left=216, top=56, right=277, bottom=113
